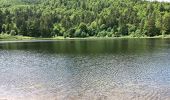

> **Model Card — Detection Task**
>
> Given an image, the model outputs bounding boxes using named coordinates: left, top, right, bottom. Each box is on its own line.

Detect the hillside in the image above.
left=0, top=0, right=22, bottom=7
left=0, top=0, right=42, bottom=7
left=0, top=0, right=170, bottom=38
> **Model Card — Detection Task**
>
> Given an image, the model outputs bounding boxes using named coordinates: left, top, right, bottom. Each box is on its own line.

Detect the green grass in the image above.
left=0, top=34, right=34, bottom=40
left=0, top=34, right=65, bottom=41
left=1, top=34, right=170, bottom=41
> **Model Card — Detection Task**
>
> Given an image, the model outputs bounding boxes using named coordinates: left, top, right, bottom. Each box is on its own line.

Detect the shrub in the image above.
left=10, top=30, right=17, bottom=36
left=97, top=31, right=107, bottom=37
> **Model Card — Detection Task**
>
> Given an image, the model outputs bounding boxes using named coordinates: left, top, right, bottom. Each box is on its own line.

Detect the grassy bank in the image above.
left=0, top=34, right=170, bottom=41
left=0, top=34, right=65, bottom=41
left=0, top=34, right=34, bottom=40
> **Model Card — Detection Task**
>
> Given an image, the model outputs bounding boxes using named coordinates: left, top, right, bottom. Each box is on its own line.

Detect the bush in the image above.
left=97, top=31, right=113, bottom=37
left=97, top=31, right=107, bottom=37
left=81, top=31, right=88, bottom=37
left=78, top=23, right=88, bottom=33
left=107, top=32, right=113, bottom=37
left=63, top=32, right=69, bottom=38
left=113, top=32, right=120, bottom=37
left=128, top=24, right=137, bottom=33
left=74, top=29, right=81, bottom=37
left=68, top=28, right=76, bottom=38
left=88, top=28, right=96, bottom=36
left=100, top=24, right=107, bottom=30
left=74, top=28, right=89, bottom=38
left=10, top=30, right=17, bottom=36
left=130, top=29, right=145, bottom=37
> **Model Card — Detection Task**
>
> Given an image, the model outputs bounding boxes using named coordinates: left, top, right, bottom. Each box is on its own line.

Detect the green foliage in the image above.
left=0, top=0, right=170, bottom=37
left=130, top=29, right=145, bottom=37
left=97, top=30, right=112, bottom=37
left=78, top=23, right=88, bottom=33
left=163, top=13, right=170, bottom=34
left=10, top=30, right=17, bottom=36
left=68, top=28, right=76, bottom=38
left=118, top=25, right=129, bottom=36
left=53, top=24, right=65, bottom=36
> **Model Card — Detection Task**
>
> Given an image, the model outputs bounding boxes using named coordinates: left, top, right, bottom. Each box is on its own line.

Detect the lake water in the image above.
left=0, top=39, right=170, bottom=100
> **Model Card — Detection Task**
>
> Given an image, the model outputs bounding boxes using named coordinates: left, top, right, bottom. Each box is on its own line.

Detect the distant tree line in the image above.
left=0, top=0, right=170, bottom=38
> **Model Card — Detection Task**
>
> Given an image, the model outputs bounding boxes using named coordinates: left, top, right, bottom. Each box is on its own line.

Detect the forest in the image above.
left=0, top=0, right=170, bottom=38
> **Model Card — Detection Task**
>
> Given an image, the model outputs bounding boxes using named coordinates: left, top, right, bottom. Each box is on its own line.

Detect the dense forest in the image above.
left=0, top=0, right=170, bottom=38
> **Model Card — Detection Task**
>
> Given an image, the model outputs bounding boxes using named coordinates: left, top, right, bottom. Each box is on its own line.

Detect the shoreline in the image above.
left=0, top=34, right=170, bottom=41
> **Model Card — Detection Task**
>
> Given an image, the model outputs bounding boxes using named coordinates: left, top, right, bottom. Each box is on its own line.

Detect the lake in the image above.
left=0, top=38, right=170, bottom=100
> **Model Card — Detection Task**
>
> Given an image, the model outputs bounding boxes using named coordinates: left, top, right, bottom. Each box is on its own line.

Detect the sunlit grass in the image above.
left=0, top=34, right=33, bottom=40
left=1, top=34, right=170, bottom=41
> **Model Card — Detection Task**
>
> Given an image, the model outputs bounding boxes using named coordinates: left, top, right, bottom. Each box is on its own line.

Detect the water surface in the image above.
left=0, top=39, right=170, bottom=100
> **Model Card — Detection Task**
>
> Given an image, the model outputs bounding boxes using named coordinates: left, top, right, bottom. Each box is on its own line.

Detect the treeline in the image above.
left=0, top=0, right=170, bottom=38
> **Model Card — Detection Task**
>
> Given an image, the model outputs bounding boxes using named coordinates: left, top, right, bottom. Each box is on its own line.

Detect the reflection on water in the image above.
left=0, top=39, right=170, bottom=100
left=1, top=38, right=170, bottom=54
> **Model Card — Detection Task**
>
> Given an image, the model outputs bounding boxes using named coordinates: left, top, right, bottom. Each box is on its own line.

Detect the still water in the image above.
left=0, top=39, right=170, bottom=100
